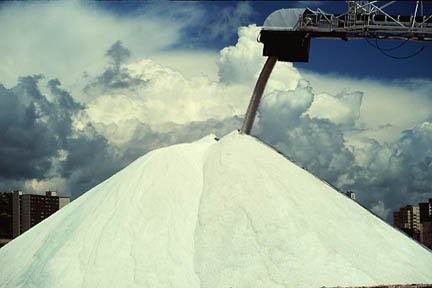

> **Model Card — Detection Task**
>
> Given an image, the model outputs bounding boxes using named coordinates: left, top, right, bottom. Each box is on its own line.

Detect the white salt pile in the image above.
left=0, top=132, right=431, bottom=287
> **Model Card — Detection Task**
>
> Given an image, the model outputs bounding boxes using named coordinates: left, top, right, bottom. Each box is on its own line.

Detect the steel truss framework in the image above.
left=240, top=1, right=432, bottom=135
left=295, top=1, right=432, bottom=42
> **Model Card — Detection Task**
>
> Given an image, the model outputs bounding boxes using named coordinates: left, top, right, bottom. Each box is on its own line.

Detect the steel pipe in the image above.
left=240, top=56, right=278, bottom=135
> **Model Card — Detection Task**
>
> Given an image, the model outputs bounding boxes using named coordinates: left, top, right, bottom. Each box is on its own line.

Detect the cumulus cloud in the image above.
left=217, top=25, right=301, bottom=89
left=84, top=57, right=245, bottom=137
left=81, top=28, right=277, bottom=144
left=256, top=79, right=357, bottom=187
left=308, top=90, right=363, bottom=127
left=301, top=71, right=432, bottom=143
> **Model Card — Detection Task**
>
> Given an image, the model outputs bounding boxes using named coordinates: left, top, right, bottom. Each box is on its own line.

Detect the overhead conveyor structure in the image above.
left=240, top=1, right=432, bottom=135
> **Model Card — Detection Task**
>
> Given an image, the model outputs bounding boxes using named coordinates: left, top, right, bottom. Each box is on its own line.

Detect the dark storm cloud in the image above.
left=0, top=73, right=128, bottom=198
left=0, top=76, right=69, bottom=180
left=0, top=75, right=122, bottom=199
left=59, top=123, right=124, bottom=199
left=84, top=41, right=146, bottom=92
left=341, top=121, right=432, bottom=217
left=47, top=79, right=85, bottom=144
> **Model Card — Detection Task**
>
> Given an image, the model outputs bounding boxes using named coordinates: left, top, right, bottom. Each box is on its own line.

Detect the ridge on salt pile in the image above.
left=0, top=132, right=431, bottom=288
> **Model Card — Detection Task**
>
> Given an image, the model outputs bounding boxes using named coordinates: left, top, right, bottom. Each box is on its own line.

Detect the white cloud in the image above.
left=150, top=51, right=220, bottom=82
left=84, top=58, right=248, bottom=144
left=217, top=25, right=301, bottom=91
left=0, top=0, right=200, bottom=88
left=81, top=25, right=302, bottom=144
left=308, top=90, right=363, bottom=126
left=260, top=79, right=314, bottom=126
left=300, top=71, right=432, bottom=143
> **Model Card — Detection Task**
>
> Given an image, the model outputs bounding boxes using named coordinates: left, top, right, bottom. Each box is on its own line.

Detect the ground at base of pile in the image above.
left=323, top=284, right=432, bottom=288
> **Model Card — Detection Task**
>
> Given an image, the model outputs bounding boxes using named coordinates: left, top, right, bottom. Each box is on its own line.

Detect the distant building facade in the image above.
left=393, top=200, right=432, bottom=248
left=345, top=191, right=355, bottom=200
left=393, top=205, right=420, bottom=240
left=420, top=221, right=432, bottom=249
left=0, top=192, right=13, bottom=245
left=419, top=199, right=432, bottom=223
left=419, top=199, right=432, bottom=249
left=0, top=190, right=70, bottom=248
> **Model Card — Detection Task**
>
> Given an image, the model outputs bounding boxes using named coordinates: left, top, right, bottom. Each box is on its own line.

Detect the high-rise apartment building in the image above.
left=419, top=199, right=432, bottom=249
left=420, top=221, right=432, bottom=249
left=393, top=205, right=420, bottom=240
left=0, top=192, right=13, bottom=243
left=12, top=191, right=22, bottom=238
left=21, top=192, right=62, bottom=234
left=393, top=200, right=432, bottom=249
left=419, top=198, right=432, bottom=223
left=1, top=190, right=70, bottom=247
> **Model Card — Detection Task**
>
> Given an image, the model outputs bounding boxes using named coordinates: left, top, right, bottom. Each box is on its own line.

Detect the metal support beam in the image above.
left=240, top=56, right=278, bottom=135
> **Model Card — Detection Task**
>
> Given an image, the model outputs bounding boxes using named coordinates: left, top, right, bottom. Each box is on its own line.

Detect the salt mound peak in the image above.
left=0, top=131, right=431, bottom=288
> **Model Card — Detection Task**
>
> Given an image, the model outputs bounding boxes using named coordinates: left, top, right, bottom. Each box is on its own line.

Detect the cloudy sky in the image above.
left=0, top=0, right=431, bottom=223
